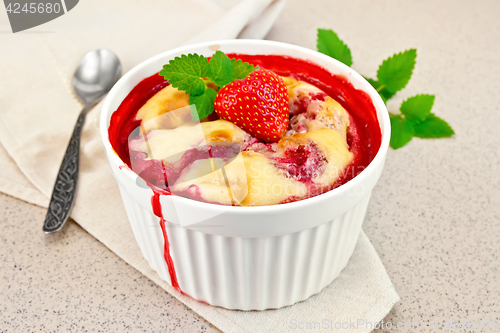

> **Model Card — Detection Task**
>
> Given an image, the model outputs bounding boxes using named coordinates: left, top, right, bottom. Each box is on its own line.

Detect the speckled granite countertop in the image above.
left=2, top=0, right=500, bottom=332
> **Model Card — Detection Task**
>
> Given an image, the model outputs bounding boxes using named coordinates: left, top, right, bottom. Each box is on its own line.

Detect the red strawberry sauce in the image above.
left=151, top=189, right=184, bottom=295
left=108, top=54, right=382, bottom=297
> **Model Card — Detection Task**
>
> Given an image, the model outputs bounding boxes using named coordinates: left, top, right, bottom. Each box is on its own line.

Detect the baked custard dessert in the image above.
left=109, top=54, right=382, bottom=207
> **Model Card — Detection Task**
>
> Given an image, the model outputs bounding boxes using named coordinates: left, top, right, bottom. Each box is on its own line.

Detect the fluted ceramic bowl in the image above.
left=100, top=39, right=390, bottom=310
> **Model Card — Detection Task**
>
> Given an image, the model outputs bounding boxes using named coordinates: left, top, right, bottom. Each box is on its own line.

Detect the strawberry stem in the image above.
left=203, top=78, right=215, bottom=86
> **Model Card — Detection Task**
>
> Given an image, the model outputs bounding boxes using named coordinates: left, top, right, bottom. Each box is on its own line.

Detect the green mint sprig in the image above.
left=317, top=28, right=454, bottom=149
left=373, top=49, right=416, bottom=102
left=317, top=29, right=353, bottom=67
left=390, top=95, right=454, bottom=148
left=159, top=50, right=257, bottom=119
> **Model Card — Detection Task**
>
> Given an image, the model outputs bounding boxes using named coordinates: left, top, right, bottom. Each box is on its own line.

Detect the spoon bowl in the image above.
left=73, top=49, right=122, bottom=105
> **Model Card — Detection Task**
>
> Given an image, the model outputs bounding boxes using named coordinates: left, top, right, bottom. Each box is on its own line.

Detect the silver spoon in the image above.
left=43, top=49, right=121, bottom=234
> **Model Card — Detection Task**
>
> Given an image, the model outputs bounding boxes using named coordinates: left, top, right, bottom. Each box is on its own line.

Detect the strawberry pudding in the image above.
left=101, top=40, right=390, bottom=310
left=109, top=54, right=381, bottom=207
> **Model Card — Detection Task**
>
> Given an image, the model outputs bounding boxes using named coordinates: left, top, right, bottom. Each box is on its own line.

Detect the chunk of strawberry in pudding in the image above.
left=282, top=77, right=351, bottom=139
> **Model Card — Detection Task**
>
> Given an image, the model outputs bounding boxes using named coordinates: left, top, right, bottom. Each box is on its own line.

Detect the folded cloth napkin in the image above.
left=0, top=0, right=399, bottom=332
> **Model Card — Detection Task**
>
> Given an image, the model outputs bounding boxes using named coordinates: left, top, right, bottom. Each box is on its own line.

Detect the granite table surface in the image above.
left=1, top=0, right=499, bottom=332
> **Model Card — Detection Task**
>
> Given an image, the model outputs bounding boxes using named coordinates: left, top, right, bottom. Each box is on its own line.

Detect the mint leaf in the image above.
left=231, top=58, right=257, bottom=80
left=390, top=115, right=415, bottom=149
left=207, top=50, right=234, bottom=87
left=377, top=49, right=416, bottom=93
left=366, top=77, right=396, bottom=103
left=159, top=53, right=208, bottom=96
left=413, top=114, right=454, bottom=138
left=400, top=94, right=435, bottom=124
left=380, top=89, right=396, bottom=103
left=317, top=28, right=353, bottom=67
left=189, top=88, right=217, bottom=120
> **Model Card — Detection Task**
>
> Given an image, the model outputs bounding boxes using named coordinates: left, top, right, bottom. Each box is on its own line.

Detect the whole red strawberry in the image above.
left=214, top=69, right=289, bottom=142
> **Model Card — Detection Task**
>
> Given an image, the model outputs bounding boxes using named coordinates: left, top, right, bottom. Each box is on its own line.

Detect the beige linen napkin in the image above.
left=0, top=1, right=399, bottom=332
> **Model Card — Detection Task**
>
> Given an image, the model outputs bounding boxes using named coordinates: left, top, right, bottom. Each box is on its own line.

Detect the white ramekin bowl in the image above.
left=100, top=40, right=390, bottom=310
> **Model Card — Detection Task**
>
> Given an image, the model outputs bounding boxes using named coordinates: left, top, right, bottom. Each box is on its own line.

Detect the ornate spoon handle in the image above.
left=43, top=106, right=89, bottom=234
